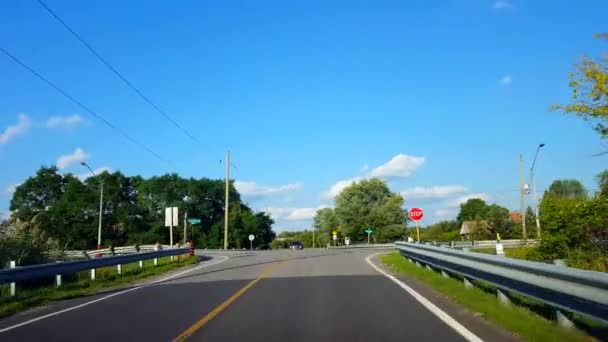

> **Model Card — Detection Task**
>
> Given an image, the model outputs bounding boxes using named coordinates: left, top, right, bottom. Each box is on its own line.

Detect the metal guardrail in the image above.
left=61, top=244, right=170, bottom=259
left=328, top=243, right=394, bottom=249
left=395, top=241, right=608, bottom=323
left=431, top=239, right=537, bottom=249
left=0, top=248, right=189, bottom=285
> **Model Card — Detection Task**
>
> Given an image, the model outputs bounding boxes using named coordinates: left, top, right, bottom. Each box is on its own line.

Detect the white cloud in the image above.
left=368, top=154, right=425, bottom=179
left=360, top=164, right=369, bottom=172
left=499, top=75, right=512, bottom=86
left=76, top=167, right=111, bottom=180
left=46, top=114, right=83, bottom=128
left=56, top=148, right=89, bottom=170
left=401, top=185, right=468, bottom=200
left=493, top=1, right=512, bottom=9
left=435, top=208, right=457, bottom=220
left=448, top=193, right=490, bottom=207
left=0, top=114, right=31, bottom=144
left=234, top=181, right=301, bottom=197
left=4, top=183, right=20, bottom=195
left=322, top=177, right=363, bottom=199
left=262, top=205, right=328, bottom=221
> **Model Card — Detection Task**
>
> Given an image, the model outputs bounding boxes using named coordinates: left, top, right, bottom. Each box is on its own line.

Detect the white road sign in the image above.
left=165, top=207, right=178, bottom=227
left=248, top=234, right=255, bottom=241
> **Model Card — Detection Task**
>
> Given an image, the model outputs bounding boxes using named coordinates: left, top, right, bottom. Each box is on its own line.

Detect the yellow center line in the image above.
left=172, top=261, right=283, bottom=342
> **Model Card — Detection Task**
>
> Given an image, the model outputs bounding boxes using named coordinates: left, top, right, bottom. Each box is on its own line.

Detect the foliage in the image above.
left=374, top=224, right=408, bottom=243
left=552, top=33, right=608, bottom=140
left=456, top=199, right=517, bottom=239
left=596, top=170, right=608, bottom=197
left=456, top=198, right=488, bottom=223
left=8, top=166, right=276, bottom=251
left=420, top=220, right=460, bottom=241
left=0, top=232, right=50, bottom=268
left=538, top=194, right=608, bottom=271
left=312, top=208, right=338, bottom=247
left=332, top=178, right=406, bottom=242
left=275, top=230, right=315, bottom=248
left=544, top=179, right=588, bottom=199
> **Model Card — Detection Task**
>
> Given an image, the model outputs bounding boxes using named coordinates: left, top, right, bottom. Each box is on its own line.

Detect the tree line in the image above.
left=1, top=166, right=275, bottom=265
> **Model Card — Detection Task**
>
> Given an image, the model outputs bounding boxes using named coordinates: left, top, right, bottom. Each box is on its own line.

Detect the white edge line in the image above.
left=365, top=253, right=484, bottom=342
left=0, top=255, right=229, bottom=333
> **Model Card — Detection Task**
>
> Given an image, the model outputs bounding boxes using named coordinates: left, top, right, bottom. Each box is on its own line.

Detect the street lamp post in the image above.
left=530, top=144, right=545, bottom=239
left=81, top=162, right=104, bottom=250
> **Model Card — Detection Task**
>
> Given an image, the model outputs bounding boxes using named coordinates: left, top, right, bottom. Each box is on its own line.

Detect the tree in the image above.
left=596, top=170, right=608, bottom=197
left=313, top=208, right=338, bottom=247
left=333, top=179, right=405, bottom=242
left=485, top=204, right=515, bottom=239
left=456, top=198, right=488, bottom=223
left=544, top=179, right=587, bottom=199
left=552, top=33, right=608, bottom=141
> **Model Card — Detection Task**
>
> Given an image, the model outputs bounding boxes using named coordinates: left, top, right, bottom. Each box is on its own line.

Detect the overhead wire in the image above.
left=0, top=47, right=172, bottom=166
left=36, top=0, right=238, bottom=171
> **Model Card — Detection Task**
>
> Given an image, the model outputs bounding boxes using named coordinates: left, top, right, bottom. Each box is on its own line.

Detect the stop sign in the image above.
left=409, top=208, right=424, bottom=221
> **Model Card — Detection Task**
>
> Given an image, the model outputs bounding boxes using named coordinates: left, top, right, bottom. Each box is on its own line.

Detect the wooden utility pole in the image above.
left=520, top=153, right=527, bottom=241
left=224, top=151, right=230, bottom=250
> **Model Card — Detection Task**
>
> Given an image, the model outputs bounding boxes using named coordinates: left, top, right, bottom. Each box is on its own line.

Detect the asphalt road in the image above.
left=0, top=249, right=509, bottom=341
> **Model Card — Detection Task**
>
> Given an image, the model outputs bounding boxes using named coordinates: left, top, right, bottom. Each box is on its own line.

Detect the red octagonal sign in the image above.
left=409, top=208, right=424, bottom=221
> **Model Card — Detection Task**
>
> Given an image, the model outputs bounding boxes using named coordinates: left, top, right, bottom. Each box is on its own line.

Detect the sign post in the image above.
left=408, top=208, right=424, bottom=242
left=187, top=218, right=201, bottom=242
left=365, top=228, right=373, bottom=244
left=248, top=234, right=255, bottom=250
left=165, top=207, right=178, bottom=248
left=332, top=231, right=338, bottom=246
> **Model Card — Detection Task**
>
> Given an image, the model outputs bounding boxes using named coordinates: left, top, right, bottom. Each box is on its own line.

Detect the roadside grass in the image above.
left=380, top=252, right=594, bottom=342
left=471, top=247, right=535, bottom=260
left=0, top=255, right=197, bottom=319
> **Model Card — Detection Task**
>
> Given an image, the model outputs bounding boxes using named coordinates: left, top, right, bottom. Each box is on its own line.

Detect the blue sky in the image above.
left=1, top=0, right=607, bottom=231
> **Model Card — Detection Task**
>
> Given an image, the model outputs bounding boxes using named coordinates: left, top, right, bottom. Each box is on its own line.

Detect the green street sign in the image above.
left=187, top=218, right=201, bottom=225
left=365, top=229, right=373, bottom=234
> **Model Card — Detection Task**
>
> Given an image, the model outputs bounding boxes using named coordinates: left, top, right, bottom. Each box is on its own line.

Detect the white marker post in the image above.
left=9, top=261, right=16, bottom=296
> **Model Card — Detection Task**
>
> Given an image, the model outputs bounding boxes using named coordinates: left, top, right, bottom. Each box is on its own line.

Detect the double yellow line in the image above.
left=173, top=261, right=282, bottom=342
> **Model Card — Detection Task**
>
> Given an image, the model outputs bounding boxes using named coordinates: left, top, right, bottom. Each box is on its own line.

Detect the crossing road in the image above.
left=0, top=249, right=514, bottom=341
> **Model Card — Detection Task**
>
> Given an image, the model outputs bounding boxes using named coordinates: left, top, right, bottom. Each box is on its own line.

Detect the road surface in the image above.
left=0, top=249, right=513, bottom=341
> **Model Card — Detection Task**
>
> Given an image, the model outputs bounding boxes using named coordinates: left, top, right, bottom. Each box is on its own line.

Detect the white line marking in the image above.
left=0, top=256, right=229, bottom=333
left=365, top=253, right=484, bottom=342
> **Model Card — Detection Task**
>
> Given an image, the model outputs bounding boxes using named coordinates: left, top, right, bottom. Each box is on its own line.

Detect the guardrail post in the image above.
left=9, top=261, right=16, bottom=296
left=450, top=241, right=455, bottom=248
left=55, top=261, right=62, bottom=287
left=496, top=289, right=510, bottom=305
left=90, top=269, right=96, bottom=281
left=139, top=260, right=143, bottom=269
left=415, top=261, right=422, bottom=268
left=463, top=277, right=473, bottom=289
left=425, top=265, right=433, bottom=272
left=441, top=270, right=449, bottom=278
left=117, top=264, right=122, bottom=275
left=154, top=258, right=158, bottom=266
left=407, top=258, right=413, bottom=263
left=555, top=310, right=574, bottom=328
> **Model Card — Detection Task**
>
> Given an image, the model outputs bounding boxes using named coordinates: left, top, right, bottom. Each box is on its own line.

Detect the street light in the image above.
left=81, top=162, right=104, bottom=250
left=530, top=143, right=545, bottom=239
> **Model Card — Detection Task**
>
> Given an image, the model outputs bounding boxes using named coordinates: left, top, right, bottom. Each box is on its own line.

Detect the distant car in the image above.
left=289, top=241, right=304, bottom=250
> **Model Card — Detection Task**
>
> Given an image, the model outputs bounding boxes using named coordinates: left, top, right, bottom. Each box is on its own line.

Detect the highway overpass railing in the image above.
left=394, top=241, right=608, bottom=326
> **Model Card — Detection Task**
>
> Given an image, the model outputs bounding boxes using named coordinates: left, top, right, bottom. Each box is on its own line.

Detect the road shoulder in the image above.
left=368, top=252, right=521, bottom=342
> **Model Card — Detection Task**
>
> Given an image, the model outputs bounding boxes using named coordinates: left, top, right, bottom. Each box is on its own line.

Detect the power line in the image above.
left=36, top=0, right=235, bottom=169
left=0, top=47, right=172, bottom=166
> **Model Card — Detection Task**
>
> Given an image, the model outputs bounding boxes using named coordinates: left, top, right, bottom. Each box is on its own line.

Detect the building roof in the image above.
left=509, top=211, right=522, bottom=223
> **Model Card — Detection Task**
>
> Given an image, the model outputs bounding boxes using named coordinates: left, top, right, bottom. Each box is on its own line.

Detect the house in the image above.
left=460, top=220, right=490, bottom=240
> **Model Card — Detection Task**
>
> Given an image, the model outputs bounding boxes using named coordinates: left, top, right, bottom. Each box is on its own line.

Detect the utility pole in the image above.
left=224, top=151, right=230, bottom=250
left=520, top=154, right=527, bottom=241
left=81, top=162, right=104, bottom=250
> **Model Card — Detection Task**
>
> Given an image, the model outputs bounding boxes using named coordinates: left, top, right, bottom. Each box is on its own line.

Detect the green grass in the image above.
left=380, top=252, right=594, bottom=342
left=471, top=247, right=534, bottom=260
left=0, top=254, right=198, bottom=319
